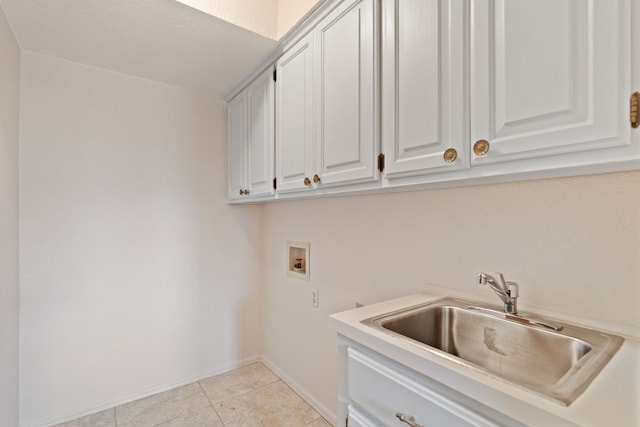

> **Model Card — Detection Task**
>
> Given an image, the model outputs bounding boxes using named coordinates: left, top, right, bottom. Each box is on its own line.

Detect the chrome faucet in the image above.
left=477, top=272, right=519, bottom=315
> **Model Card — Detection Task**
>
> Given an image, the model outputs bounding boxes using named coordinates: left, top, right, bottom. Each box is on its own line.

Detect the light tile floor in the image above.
left=56, top=363, right=332, bottom=427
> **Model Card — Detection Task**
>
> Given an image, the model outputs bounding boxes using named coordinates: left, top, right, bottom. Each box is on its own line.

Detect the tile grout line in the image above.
left=200, top=364, right=286, bottom=427
left=204, top=367, right=282, bottom=405
left=59, top=362, right=330, bottom=427
left=197, top=379, right=226, bottom=427
left=270, top=380, right=329, bottom=426
left=306, top=416, right=325, bottom=426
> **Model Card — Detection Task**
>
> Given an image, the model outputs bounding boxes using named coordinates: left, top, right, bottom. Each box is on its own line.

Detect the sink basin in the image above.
left=362, top=297, right=623, bottom=405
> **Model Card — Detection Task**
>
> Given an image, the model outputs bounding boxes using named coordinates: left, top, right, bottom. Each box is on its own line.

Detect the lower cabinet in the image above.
left=347, top=405, right=379, bottom=427
left=343, top=345, right=525, bottom=427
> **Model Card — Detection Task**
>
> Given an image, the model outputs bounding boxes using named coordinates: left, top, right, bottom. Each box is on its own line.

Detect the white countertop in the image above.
left=329, top=292, right=640, bottom=427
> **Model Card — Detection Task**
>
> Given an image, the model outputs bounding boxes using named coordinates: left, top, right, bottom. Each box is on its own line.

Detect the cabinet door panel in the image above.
left=347, top=347, right=524, bottom=427
left=382, top=0, right=467, bottom=177
left=347, top=406, right=378, bottom=427
left=276, top=34, right=315, bottom=192
left=227, top=93, right=245, bottom=200
left=471, top=0, right=631, bottom=165
left=246, top=69, right=275, bottom=197
left=315, top=0, right=378, bottom=185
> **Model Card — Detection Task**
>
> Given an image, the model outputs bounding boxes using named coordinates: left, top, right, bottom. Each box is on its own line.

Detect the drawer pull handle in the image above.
left=304, top=177, right=311, bottom=186
left=396, top=412, right=423, bottom=427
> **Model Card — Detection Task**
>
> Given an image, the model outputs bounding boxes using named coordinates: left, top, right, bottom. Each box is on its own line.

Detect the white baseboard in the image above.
left=34, top=356, right=262, bottom=427
left=260, top=356, right=337, bottom=426
left=33, top=355, right=336, bottom=427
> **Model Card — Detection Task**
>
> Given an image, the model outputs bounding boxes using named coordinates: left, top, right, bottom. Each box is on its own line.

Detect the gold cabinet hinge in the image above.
left=377, top=153, right=385, bottom=172
left=631, top=92, right=639, bottom=128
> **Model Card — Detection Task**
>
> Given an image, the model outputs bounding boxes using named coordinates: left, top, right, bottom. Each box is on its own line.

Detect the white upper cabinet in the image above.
left=382, top=0, right=467, bottom=178
left=314, top=0, right=379, bottom=186
left=470, top=0, right=633, bottom=166
left=276, top=33, right=315, bottom=193
left=228, top=68, right=275, bottom=200
left=228, top=93, right=246, bottom=200
left=274, top=0, right=379, bottom=193
left=246, top=70, right=275, bottom=196
left=227, top=0, right=638, bottom=202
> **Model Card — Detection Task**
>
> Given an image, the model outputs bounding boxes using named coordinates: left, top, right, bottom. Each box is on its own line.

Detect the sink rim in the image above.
left=361, top=297, right=624, bottom=406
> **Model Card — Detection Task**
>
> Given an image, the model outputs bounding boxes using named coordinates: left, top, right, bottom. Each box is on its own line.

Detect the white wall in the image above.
left=0, top=4, right=21, bottom=426
left=262, top=171, right=640, bottom=420
left=11, top=3, right=640, bottom=426
left=19, top=52, right=263, bottom=426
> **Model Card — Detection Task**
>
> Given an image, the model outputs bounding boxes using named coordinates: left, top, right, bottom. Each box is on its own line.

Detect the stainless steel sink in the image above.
left=362, top=297, right=623, bottom=405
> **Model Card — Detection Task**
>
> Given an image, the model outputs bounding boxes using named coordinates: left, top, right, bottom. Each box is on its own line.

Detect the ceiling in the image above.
left=0, top=0, right=278, bottom=95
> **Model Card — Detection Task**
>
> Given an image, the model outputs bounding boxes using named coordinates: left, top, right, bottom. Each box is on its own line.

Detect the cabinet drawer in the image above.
left=348, top=405, right=379, bottom=427
left=347, top=347, right=522, bottom=427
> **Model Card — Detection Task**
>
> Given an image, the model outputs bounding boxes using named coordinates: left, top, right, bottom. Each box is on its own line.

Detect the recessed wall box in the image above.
left=287, top=241, right=310, bottom=280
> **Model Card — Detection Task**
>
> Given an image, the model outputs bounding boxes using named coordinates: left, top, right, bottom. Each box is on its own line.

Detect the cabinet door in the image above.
left=382, top=0, right=467, bottom=178
left=347, top=406, right=378, bottom=427
left=276, top=33, right=315, bottom=193
left=246, top=69, right=275, bottom=197
left=314, top=0, right=378, bottom=186
left=471, top=0, right=632, bottom=166
left=227, top=93, right=246, bottom=200
left=347, top=347, right=524, bottom=427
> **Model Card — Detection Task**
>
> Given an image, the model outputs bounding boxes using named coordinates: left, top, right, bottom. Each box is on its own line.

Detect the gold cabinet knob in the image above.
left=473, top=139, right=490, bottom=156
left=313, top=174, right=321, bottom=184
left=304, top=177, right=311, bottom=186
left=239, top=189, right=245, bottom=196
left=244, top=189, right=250, bottom=195
left=443, top=148, right=457, bottom=163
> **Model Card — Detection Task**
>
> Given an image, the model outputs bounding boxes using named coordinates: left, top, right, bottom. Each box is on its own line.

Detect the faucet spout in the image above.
left=477, top=272, right=519, bottom=314
left=477, top=272, right=508, bottom=295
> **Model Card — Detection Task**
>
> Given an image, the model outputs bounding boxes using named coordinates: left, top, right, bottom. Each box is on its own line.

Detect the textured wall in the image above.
left=262, top=171, right=640, bottom=419
left=177, top=0, right=278, bottom=39
left=277, top=0, right=321, bottom=38
left=0, top=4, right=20, bottom=426
left=175, top=0, right=321, bottom=40
left=19, top=52, right=263, bottom=426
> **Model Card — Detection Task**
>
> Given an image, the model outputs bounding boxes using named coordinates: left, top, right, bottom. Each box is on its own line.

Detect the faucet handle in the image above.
left=507, top=282, right=519, bottom=298
left=496, top=272, right=507, bottom=288
left=491, top=272, right=511, bottom=294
